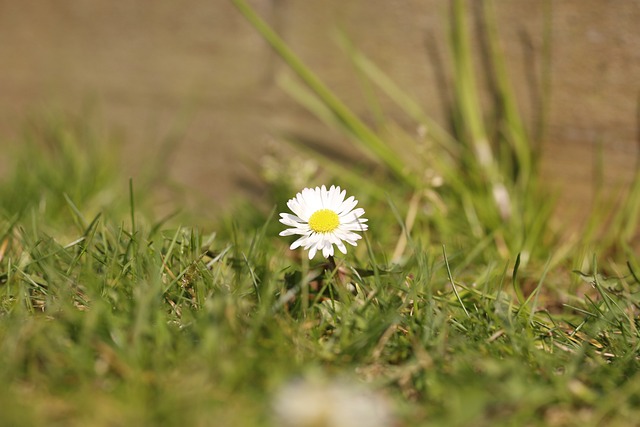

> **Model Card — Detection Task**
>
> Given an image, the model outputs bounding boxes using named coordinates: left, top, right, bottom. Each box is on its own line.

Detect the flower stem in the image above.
left=327, top=255, right=337, bottom=274
left=328, top=255, right=343, bottom=286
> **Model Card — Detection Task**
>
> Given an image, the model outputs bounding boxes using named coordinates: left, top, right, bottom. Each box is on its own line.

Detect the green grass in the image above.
left=2, top=110, right=640, bottom=427
left=1, top=1, right=640, bottom=425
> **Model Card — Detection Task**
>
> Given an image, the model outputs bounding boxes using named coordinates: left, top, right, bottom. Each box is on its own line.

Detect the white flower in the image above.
left=279, top=185, right=368, bottom=259
left=273, top=378, right=394, bottom=427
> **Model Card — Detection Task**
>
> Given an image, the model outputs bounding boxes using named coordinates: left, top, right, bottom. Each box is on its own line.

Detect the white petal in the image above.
left=322, top=243, right=333, bottom=258
left=338, top=231, right=362, bottom=246
left=313, top=236, right=326, bottom=252
left=308, top=245, right=318, bottom=259
left=279, top=213, right=305, bottom=227
left=332, top=187, right=346, bottom=209
left=326, top=185, right=336, bottom=208
left=286, top=199, right=307, bottom=220
left=340, top=212, right=367, bottom=224
left=329, top=233, right=347, bottom=254
left=302, top=188, right=321, bottom=213
left=280, top=228, right=308, bottom=236
left=339, top=222, right=368, bottom=232
left=297, top=191, right=315, bottom=218
left=290, top=235, right=312, bottom=250
left=300, top=233, right=321, bottom=249
left=337, top=196, right=357, bottom=215
left=339, top=208, right=365, bottom=221
left=320, top=185, right=330, bottom=208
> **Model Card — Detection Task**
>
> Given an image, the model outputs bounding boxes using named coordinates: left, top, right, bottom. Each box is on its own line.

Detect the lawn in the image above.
left=1, top=1, right=640, bottom=426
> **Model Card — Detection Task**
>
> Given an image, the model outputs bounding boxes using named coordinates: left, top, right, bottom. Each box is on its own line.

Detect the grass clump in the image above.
left=1, top=113, right=640, bottom=427
left=1, top=1, right=640, bottom=426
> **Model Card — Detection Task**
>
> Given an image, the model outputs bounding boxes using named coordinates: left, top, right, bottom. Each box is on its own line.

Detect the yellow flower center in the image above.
left=308, top=209, right=340, bottom=233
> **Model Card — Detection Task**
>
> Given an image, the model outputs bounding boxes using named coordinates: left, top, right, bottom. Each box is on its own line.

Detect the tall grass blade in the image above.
left=230, top=0, right=415, bottom=187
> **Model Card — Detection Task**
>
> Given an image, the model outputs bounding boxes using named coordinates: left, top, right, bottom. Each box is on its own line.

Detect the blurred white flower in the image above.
left=279, top=185, right=368, bottom=259
left=273, top=378, right=393, bottom=427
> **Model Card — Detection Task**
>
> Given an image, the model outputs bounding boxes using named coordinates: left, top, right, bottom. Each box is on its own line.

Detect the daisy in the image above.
left=279, top=185, right=368, bottom=259
left=273, top=377, right=393, bottom=427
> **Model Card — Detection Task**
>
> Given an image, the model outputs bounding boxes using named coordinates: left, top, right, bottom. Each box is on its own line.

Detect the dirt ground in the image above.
left=0, top=1, right=638, bottom=225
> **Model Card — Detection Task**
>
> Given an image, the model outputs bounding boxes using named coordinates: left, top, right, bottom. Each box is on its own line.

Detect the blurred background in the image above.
left=1, top=0, right=638, bottom=220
